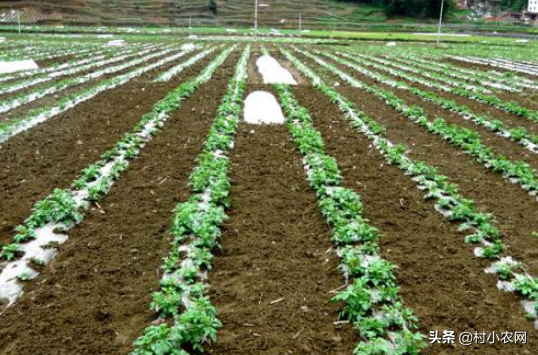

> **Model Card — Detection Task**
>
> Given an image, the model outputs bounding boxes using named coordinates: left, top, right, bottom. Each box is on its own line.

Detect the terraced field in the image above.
left=1, top=33, right=538, bottom=355
left=0, top=0, right=360, bottom=28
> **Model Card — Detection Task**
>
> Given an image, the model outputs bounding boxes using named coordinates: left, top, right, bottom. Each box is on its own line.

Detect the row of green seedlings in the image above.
left=376, top=51, right=521, bottom=93
left=320, top=50, right=538, bottom=155
left=393, top=51, right=538, bottom=91
left=379, top=51, right=522, bottom=93
left=253, top=42, right=427, bottom=354
left=355, top=51, right=493, bottom=95
left=281, top=46, right=538, bottom=328
left=493, top=57, right=538, bottom=71
left=440, top=55, right=538, bottom=88
left=0, top=43, right=128, bottom=84
left=0, top=43, right=59, bottom=59
left=422, top=53, right=538, bottom=91
left=0, top=39, right=100, bottom=58
left=0, top=42, right=160, bottom=95
left=0, top=46, right=235, bottom=313
left=0, top=42, right=101, bottom=62
left=0, top=42, right=144, bottom=93
left=448, top=55, right=538, bottom=77
left=296, top=48, right=538, bottom=203
left=0, top=44, right=213, bottom=144
left=275, top=81, right=426, bottom=354
left=0, top=25, right=143, bottom=35
left=0, top=25, right=131, bottom=34
left=341, top=50, right=538, bottom=124
left=154, top=45, right=220, bottom=83
left=130, top=45, right=250, bottom=355
left=200, top=35, right=336, bottom=45
left=0, top=44, right=178, bottom=114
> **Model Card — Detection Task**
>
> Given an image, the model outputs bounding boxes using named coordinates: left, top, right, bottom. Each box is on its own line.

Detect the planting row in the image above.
left=0, top=43, right=158, bottom=95
left=296, top=48, right=538, bottom=203
left=319, top=50, right=538, bottom=156
left=378, top=52, right=522, bottom=93
left=0, top=43, right=130, bottom=84
left=276, top=79, right=425, bottom=353
left=0, top=42, right=103, bottom=62
left=131, top=44, right=250, bottom=355
left=0, top=46, right=235, bottom=313
left=340, top=49, right=538, bottom=125
left=282, top=46, right=538, bottom=328
left=0, top=44, right=173, bottom=114
left=0, top=44, right=210, bottom=143
left=449, top=55, right=538, bottom=77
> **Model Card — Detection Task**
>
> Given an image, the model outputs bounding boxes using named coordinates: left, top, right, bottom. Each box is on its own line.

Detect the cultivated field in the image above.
left=0, top=32, right=538, bottom=355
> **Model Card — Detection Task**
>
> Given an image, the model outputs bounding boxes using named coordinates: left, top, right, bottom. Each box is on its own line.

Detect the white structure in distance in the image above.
left=529, top=0, right=538, bottom=13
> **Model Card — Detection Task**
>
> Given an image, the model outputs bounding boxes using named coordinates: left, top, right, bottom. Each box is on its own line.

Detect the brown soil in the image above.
left=27, top=51, right=75, bottom=67
left=1, top=43, right=537, bottom=355
left=247, top=44, right=263, bottom=85
left=34, top=54, right=78, bottom=70
left=345, top=54, right=538, bottom=137
left=34, top=56, right=71, bottom=68
left=0, top=58, right=236, bottom=355
left=292, top=85, right=538, bottom=355
left=497, top=90, right=538, bottom=112
left=0, top=47, right=197, bottom=122
left=291, top=50, right=538, bottom=274
left=205, top=85, right=357, bottom=355
left=349, top=70, right=538, bottom=171
left=0, top=51, right=219, bottom=246
left=335, top=83, right=538, bottom=275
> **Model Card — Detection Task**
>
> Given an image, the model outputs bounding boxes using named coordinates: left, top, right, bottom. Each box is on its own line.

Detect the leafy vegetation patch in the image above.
left=271, top=46, right=425, bottom=353
left=131, top=45, right=250, bottom=355
left=298, top=48, right=538, bottom=202
left=0, top=45, right=235, bottom=314
left=282, top=46, right=538, bottom=328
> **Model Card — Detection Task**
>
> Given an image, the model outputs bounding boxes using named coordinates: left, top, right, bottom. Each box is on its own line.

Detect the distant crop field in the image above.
left=0, top=30, right=538, bottom=354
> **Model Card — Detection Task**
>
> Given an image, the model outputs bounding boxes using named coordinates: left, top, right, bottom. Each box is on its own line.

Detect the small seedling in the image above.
left=42, top=241, right=60, bottom=249
left=30, top=257, right=46, bottom=267
left=17, top=270, right=35, bottom=282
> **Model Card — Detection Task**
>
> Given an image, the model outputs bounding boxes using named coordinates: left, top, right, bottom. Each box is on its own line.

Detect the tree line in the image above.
left=336, top=0, right=456, bottom=18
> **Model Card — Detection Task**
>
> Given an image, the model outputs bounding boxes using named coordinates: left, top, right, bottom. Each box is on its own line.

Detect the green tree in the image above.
left=501, top=0, right=528, bottom=11
left=384, top=0, right=456, bottom=18
left=208, top=0, right=218, bottom=15
left=336, top=0, right=456, bottom=18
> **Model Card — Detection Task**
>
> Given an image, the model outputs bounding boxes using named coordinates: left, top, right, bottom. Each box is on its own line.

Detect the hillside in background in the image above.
left=0, top=0, right=380, bottom=28
left=0, top=0, right=534, bottom=32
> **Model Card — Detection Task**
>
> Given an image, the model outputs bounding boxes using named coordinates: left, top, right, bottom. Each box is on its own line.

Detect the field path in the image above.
left=206, top=86, right=357, bottom=355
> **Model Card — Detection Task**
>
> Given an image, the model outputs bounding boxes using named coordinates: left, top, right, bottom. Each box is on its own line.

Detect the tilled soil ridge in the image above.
left=0, top=57, right=236, bottom=355
left=292, top=84, right=538, bottom=355
left=206, top=103, right=357, bottom=354
left=291, top=51, right=538, bottom=276
left=0, top=52, right=217, bottom=246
